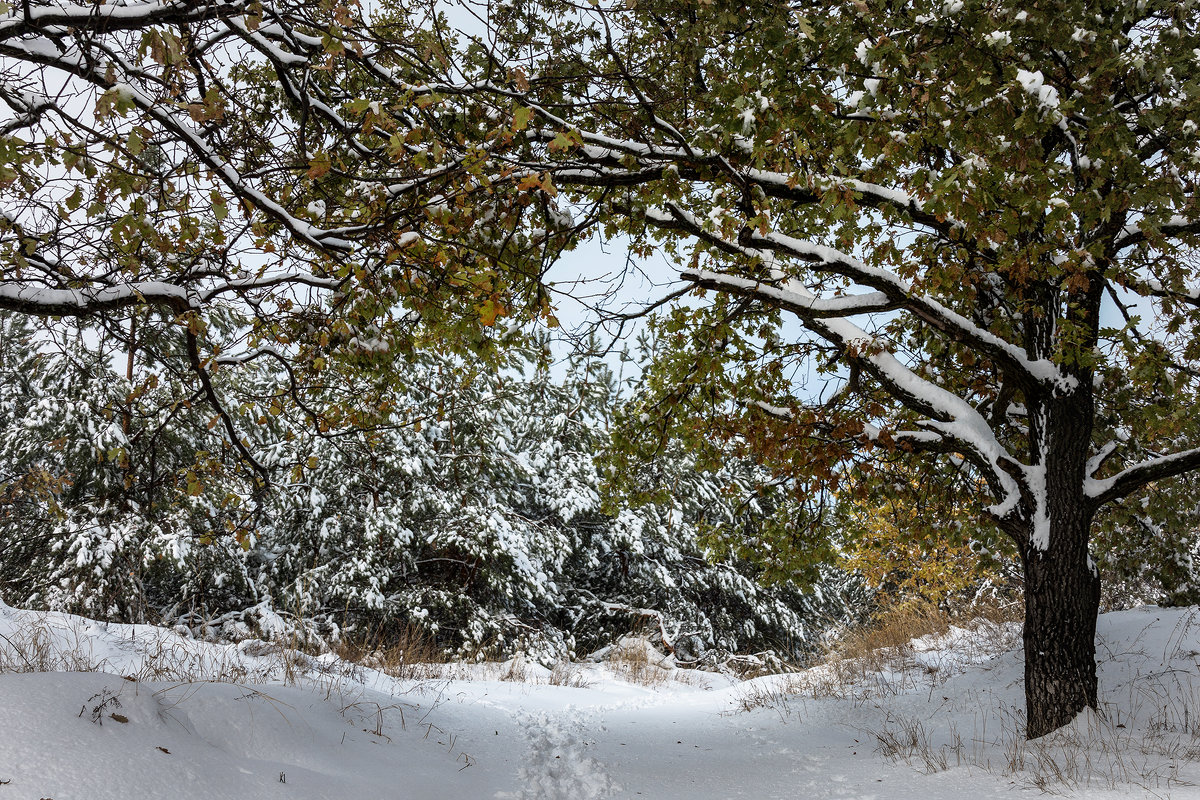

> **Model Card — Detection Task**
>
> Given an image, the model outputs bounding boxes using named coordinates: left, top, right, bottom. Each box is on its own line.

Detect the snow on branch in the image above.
left=748, top=230, right=1071, bottom=391
left=817, top=315, right=1026, bottom=519
left=1114, top=213, right=1200, bottom=252
left=0, top=0, right=238, bottom=40
left=0, top=266, right=340, bottom=317
left=367, top=72, right=970, bottom=243
left=642, top=200, right=1068, bottom=394
left=1085, top=447, right=1200, bottom=507
left=668, top=228, right=1026, bottom=516
left=0, top=83, right=55, bottom=135
left=685, top=268, right=897, bottom=319
left=201, top=270, right=344, bottom=302
left=744, top=398, right=795, bottom=421
left=0, top=0, right=383, bottom=256
left=0, top=281, right=197, bottom=316
left=0, top=0, right=386, bottom=321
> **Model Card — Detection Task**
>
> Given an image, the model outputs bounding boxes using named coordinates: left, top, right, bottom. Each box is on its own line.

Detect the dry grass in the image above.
left=870, top=713, right=962, bottom=774
left=1, top=604, right=722, bottom=692
left=0, top=609, right=370, bottom=689
left=806, top=598, right=1023, bottom=699
left=493, top=638, right=714, bottom=688
left=868, top=695, right=1200, bottom=796
left=605, top=636, right=674, bottom=686
left=333, top=624, right=449, bottom=682
left=861, top=611, right=1200, bottom=796
left=838, top=601, right=954, bottom=659
left=547, top=660, right=593, bottom=688
left=0, top=611, right=255, bottom=682
left=498, top=653, right=535, bottom=682
left=0, top=614, right=104, bottom=674
left=732, top=673, right=809, bottom=720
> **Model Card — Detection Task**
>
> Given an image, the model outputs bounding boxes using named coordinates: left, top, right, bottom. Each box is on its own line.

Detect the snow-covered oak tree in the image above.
left=407, top=0, right=1200, bottom=736
left=8, top=0, right=1200, bottom=739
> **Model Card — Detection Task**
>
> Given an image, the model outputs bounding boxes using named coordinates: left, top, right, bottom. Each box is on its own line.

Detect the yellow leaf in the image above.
left=478, top=299, right=505, bottom=327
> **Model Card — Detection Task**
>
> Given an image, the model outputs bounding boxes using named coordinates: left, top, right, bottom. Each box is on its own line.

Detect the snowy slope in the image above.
left=1, top=602, right=1198, bottom=799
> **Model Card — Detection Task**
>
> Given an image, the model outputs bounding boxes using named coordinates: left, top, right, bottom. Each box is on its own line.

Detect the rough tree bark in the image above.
left=1020, top=390, right=1102, bottom=738
left=1021, top=523, right=1102, bottom=738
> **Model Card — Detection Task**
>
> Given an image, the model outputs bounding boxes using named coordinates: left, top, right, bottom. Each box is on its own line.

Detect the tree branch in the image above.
left=1086, top=447, right=1200, bottom=507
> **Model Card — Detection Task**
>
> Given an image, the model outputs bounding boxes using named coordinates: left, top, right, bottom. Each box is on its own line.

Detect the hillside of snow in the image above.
left=1, top=601, right=1198, bottom=799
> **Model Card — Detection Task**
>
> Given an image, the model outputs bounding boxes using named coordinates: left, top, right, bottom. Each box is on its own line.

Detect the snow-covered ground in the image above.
left=1, top=601, right=1199, bottom=799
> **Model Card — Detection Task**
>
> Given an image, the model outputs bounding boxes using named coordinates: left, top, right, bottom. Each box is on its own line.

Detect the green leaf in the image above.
left=549, top=131, right=574, bottom=152
left=512, top=106, right=534, bottom=131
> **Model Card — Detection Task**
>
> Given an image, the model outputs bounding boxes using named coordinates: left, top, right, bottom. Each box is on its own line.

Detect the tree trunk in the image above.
left=1022, top=535, right=1100, bottom=738
left=1021, top=392, right=1102, bottom=739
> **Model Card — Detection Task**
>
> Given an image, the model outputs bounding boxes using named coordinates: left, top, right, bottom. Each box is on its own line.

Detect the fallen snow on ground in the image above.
left=1, top=602, right=1199, bottom=799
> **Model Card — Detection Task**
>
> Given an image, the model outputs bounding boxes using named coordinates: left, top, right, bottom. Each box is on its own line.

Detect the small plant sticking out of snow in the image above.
left=499, top=653, right=534, bottom=683
left=79, top=688, right=122, bottom=725
left=731, top=673, right=808, bottom=720
left=870, top=713, right=953, bottom=774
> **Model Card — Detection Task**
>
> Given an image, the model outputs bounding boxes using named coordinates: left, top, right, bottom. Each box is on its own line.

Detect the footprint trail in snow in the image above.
left=501, top=708, right=618, bottom=800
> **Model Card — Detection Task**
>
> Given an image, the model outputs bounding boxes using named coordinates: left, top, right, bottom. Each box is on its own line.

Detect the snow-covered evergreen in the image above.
left=0, top=317, right=850, bottom=664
